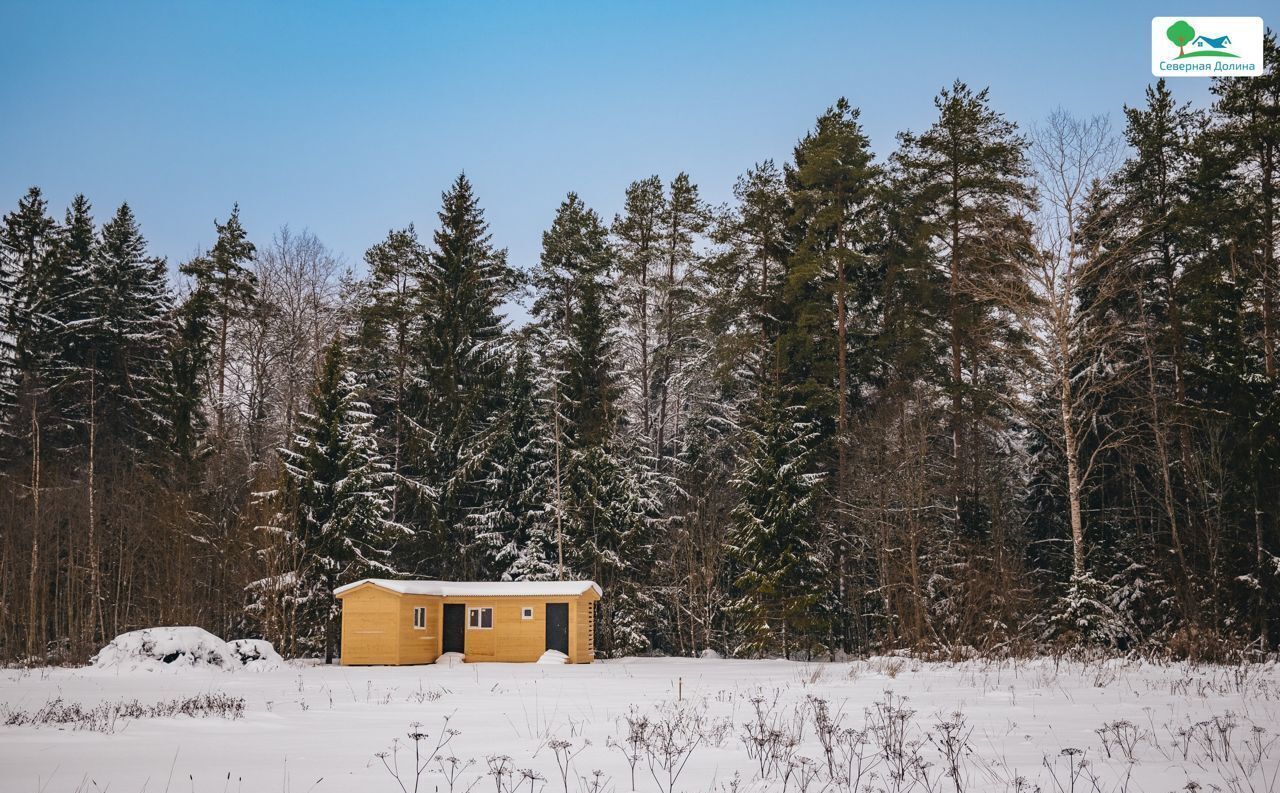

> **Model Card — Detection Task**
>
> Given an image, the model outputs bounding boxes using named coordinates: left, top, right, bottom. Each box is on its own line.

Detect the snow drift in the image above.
left=536, top=649, right=568, bottom=665
left=91, top=628, right=282, bottom=671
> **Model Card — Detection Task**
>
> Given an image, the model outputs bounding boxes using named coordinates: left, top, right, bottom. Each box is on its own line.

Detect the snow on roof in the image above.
left=334, top=578, right=602, bottom=598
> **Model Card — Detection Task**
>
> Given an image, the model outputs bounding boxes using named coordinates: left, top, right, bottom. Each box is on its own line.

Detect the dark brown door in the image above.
left=443, top=604, right=465, bottom=654
left=545, top=603, right=569, bottom=655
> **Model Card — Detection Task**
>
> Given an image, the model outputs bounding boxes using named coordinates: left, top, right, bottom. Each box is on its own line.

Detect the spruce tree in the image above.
left=533, top=193, right=658, bottom=654
left=652, top=173, right=710, bottom=470
left=0, top=187, right=60, bottom=437
left=1207, top=35, right=1280, bottom=643
left=410, top=174, right=518, bottom=577
left=708, top=161, right=789, bottom=388
left=1, top=187, right=63, bottom=659
left=1092, top=80, right=1204, bottom=625
left=354, top=225, right=432, bottom=526
left=85, top=203, right=174, bottom=455
left=278, top=337, right=404, bottom=662
left=180, top=205, right=257, bottom=439
left=613, top=176, right=665, bottom=451
left=1210, top=32, right=1280, bottom=382
left=476, top=337, right=557, bottom=581
left=169, top=269, right=214, bottom=472
left=534, top=192, right=617, bottom=447
left=13, top=194, right=97, bottom=448
left=729, top=391, right=829, bottom=658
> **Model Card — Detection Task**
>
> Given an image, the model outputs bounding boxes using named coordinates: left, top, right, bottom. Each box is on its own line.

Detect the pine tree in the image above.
left=729, top=391, right=829, bottom=658
left=785, top=98, right=884, bottom=651
left=893, top=81, right=1035, bottom=531
left=277, top=338, right=405, bottom=662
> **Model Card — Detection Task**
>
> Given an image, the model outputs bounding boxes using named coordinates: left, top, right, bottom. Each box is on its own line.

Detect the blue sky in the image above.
left=0, top=1, right=1270, bottom=286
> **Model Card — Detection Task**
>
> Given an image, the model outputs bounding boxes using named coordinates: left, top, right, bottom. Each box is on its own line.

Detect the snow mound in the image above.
left=92, top=627, right=236, bottom=670
left=228, top=639, right=283, bottom=670
left=536, top=650, right=568, bottom=665
left=435, top=652, right=466, bottom=667
left=699, top=648, right=722, bottom=660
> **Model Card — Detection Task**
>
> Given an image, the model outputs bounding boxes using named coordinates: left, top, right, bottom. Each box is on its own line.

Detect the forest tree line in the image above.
left=1, top=50, right=1278, bottom=662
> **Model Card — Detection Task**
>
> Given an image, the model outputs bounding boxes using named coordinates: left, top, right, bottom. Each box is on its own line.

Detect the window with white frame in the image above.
left=521, top=607, right=534, bottom=620
left=412, top=606, right=426, bottom=629
left=468, top=607, right=493, bottom=629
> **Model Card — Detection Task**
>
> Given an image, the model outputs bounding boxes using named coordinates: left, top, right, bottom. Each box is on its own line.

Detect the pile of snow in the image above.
left=227, top=639, right=284, bottom=671
left=536, top=650, right=568, bottom=665
left=435, top=652, right=466, bottom=667
left=91, top=628, right=284, bottom=671
left=699, top=648, right=722, bottom=660
left=92, top=627, right=236, bottom=670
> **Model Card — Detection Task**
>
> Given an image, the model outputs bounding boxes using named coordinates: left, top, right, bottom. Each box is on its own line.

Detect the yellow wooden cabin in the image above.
left=334, top=579, right=601, bottom=665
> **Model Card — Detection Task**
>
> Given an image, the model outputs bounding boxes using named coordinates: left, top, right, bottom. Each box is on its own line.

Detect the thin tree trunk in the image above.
left=1261, top=138, right=1275, bottom=379
left=1060, top=369, right=1085, bottom=579
left=553, top=379, right=564, bottom=580
left=392, top=316, right=407, bottom=523
left=217, top=309, right=229, bottom=437
left=949, top=179, right=965, bottom=513
left=1136, top=293, right=1193, bottom=610
left=834, top=232, right=850, bottom=651
left=26, top=404, right=41, bottom=661
left=657, top=218, right=677, bottom=472
left=87, top=367, right=103, bottom=648
left=640, top=248, right=652, bottom=458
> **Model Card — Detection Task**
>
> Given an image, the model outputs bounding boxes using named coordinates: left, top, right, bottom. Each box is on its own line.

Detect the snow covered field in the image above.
left=2, top=656, right=1278, bottom=792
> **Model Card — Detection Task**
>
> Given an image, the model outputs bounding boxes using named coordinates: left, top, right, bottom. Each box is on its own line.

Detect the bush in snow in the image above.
left=227, top=639, right=284, bottom=670
left=91, top=628, right=284, bottom=671
left=2, top=693, right=245, bottom=733
left=91, top=627, right=235, bottom=670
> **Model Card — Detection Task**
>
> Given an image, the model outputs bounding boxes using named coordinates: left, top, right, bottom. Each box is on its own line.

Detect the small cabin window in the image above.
left=468, top=607, right=493, bottom=629
left=521, top=607, right=534, bottom=620
left=412, top=606, right=426, bottom=629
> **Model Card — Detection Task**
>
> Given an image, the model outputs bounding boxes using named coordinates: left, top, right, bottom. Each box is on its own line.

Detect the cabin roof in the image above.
left=334, top=578, right=602, bottom=598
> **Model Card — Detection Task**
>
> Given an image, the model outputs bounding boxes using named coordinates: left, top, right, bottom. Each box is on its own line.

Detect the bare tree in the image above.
left=1024, top=109, right=1122, bottom=580
left=232, top=226, right=342, bottom=471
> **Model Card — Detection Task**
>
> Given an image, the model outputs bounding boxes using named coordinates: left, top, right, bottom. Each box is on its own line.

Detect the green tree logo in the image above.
left=1166, top=20, right=1195, bottom=57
